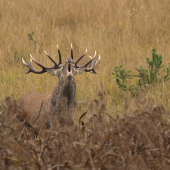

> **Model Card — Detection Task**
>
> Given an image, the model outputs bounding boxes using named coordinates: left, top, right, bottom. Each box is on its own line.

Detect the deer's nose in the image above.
left=66, top=58, right=73, bottom=63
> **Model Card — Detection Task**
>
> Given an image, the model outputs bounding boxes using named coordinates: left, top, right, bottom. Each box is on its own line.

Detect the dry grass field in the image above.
left=1, top=0, right=170, bottom=169
left=1, top=0, right=170, bottom=107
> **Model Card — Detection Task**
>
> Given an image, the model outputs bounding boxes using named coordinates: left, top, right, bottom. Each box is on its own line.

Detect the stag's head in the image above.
left=22, top=44, right=100, bottom=79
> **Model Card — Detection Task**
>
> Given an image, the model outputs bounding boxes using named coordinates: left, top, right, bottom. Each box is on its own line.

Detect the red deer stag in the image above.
left=16, top=44, right=100, bottom=130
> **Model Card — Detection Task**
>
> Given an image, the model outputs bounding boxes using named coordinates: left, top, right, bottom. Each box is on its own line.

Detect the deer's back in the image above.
left=16, top=92, right=51, bottom=129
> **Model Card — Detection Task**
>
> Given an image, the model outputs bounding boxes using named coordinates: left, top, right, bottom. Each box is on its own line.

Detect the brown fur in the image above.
left=16, top=92, right=51, bottom=130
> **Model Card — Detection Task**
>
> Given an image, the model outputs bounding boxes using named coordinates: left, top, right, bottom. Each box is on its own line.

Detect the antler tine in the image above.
left=22, top=57, right=46, bottom=74
left=22, top=57, right=29, bottom=66
left=74, top=49, right=87, bottom=66
left=71, top=43, right=73, bottom=59
left=30, top=54, right=46, bottom=69
left=44, top=50, right=59, bottom=68
left=57, top=45, right=62, bottom=64
left=22, top=58, right=32, bottom=74
left=30, top=53, right=60, bottom=70
left=76, top=51, right=96, bottom=68
left=85, top=54, right=100, bottom=74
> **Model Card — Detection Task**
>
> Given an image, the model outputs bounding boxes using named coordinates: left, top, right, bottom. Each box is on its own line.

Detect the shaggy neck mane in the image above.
left=48, top=76, right=76, bottom=124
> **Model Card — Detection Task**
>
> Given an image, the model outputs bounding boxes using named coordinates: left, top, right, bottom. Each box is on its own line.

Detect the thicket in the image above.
left=1, top=96, right=170, bottom=169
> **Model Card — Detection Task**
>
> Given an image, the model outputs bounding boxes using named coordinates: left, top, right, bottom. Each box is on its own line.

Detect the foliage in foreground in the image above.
left=112, top=49, right=170, bottom=96
left=0, top=95, right=170, bottom=170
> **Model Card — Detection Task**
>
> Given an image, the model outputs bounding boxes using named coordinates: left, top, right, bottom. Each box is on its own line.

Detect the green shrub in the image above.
left=112, top=49, right=170, bottom=96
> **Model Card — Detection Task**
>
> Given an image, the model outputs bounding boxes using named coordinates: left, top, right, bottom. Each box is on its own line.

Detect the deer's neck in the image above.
left=49, top=76, right=76, bottom=120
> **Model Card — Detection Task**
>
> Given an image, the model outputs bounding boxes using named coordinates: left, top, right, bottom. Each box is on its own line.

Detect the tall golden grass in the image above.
left=1, top=0, right=170, bottom=115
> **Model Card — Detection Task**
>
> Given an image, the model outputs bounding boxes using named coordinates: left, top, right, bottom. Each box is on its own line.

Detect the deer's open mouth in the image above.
left=67, top=63, right=73, bottom=77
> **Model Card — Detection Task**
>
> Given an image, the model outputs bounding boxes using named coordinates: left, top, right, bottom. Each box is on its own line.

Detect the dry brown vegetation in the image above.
left=1, top=0, right=170, bottom=169
left=1, top=95, right=170, bottom=169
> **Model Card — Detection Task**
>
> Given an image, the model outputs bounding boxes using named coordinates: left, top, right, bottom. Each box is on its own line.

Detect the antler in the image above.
left=71, top=43, right=73, bottom=59
left=85, top=54, right=101, bottom=74
left=74, top=51, right=100, bottom=74
left=22, top=57, right=45, bottom=74
left=22, top=44, right=100, bottom=74
left=22, top=50, right=60, bottom=74
left=57, top=45, right=62, bottom=64
left=74, top=48, right=87, bottom=66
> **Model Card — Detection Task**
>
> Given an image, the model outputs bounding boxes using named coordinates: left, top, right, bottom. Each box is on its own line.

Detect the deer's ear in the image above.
left=75, top=67, right=87, bottom=75
left=46, top=68, right=61, bottom=76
